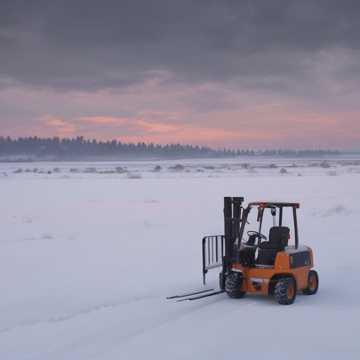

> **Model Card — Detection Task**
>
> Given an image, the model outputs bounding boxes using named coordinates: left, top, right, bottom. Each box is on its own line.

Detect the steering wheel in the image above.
left=246, top=231, right=267, bottom=243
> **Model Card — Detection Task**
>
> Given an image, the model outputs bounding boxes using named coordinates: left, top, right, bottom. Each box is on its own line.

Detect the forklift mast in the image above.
left=223, top=197, right=244, bottom=275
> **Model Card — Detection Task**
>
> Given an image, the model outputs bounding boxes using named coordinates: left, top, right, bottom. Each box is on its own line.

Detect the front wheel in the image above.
left=302, top=270, right=319, bottom=295
left=225, top=272, right=246, bottom=298
left=274, top=277, right=297, bottom=305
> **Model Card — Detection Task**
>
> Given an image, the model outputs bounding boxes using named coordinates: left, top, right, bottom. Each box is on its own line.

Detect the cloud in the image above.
left=40, top=114, right=270, bottom=146
left=1, top=1, right=360, bottom=148
left=79, top=116, right=130, bottom=126
left=78, top=115, right=182, bottom=135
left=1, top=0, right=360, bottom=94
left=1, top=79, right=360, bottom=148
left=37, top=112, right=359, bottom=149
left=42, top=116, right=76, bottom=136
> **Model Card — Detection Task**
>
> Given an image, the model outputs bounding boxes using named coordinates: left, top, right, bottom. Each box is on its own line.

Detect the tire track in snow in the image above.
left=35, top=294, right=229, bottom=360
left=0, top=294, right=156, bottom=335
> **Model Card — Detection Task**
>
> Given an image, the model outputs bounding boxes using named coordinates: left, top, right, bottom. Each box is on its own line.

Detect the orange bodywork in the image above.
left=232, top=248, right=314, bottom=295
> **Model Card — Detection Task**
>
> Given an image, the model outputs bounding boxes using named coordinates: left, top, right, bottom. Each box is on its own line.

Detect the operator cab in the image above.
left=237, top=202, right=299, bottom=267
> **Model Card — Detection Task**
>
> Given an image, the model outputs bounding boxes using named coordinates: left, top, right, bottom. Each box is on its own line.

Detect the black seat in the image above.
left=238, top=246, right=257, bottom=267
left=256, top=227, right=290, bottom=266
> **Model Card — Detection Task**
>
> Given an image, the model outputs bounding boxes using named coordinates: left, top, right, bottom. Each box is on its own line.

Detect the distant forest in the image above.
left=0, top=136, right=341, bottom=161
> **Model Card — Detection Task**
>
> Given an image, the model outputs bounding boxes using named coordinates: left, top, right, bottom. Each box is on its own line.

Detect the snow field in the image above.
left=0, top=161, right=359, bottom=359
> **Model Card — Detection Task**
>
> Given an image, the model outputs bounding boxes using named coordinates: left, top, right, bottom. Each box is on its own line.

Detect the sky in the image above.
left=1, top=0, right=360, bottom=149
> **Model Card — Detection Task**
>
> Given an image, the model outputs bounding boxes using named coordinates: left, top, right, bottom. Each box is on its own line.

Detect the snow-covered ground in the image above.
left=0, top=157, right=359, bottom=359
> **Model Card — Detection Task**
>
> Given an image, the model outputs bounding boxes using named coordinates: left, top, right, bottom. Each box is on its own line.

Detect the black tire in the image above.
left=274, top=277, right=297, bottom=305
left=302, top=270, right=319, bottom=295
left=225, top=272, right=246, bottom=298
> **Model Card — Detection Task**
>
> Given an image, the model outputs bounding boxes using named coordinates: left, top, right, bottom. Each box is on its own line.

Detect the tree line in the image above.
left=0, top=136, right=340, bottom=160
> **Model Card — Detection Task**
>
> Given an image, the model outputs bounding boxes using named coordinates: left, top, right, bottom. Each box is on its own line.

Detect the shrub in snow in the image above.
left=84, top=167, right=97, bottom=173
left=14, top=168, right=23, bottom=173
left=347, top=160, right=360, bottom=166
left=309, top=162, right=319, bottom=167
left=98, top=170, right=115, bottom=174
left=241, top=163, right=250, bottom=169
left=53, top=168, right=61, bottom=173
left=280, top=168, right=288, bottom=174
left=115, top=166, right=127, bottom=174
left=153, top=165, right=162, bottom=172
left=269, top=163, right=278, bottom=169
left=70, top=168, right=79, bottom=173
left=203, top=165, right=215, bottom=170
left=320, top=161, right=331, bottom=168
left=347, top=167, right=360, bottom=174
left=169, top=164, right=185, bottom=171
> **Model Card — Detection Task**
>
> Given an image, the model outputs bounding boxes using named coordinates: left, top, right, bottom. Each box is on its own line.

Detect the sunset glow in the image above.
left=1, top=2, right=360, bottom=150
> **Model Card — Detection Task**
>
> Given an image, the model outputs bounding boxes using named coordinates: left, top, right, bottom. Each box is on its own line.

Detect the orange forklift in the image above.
left=168, top=197, right=318, bottom=305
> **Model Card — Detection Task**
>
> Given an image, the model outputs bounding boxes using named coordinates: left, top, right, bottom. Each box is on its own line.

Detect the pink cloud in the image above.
left=41, top=114, right=266, bottom=145
left=35, top=111, right=360, bottom=149
left=79, top=116, right=130, bottom=125
left=42, top=116, right=76, bottom=136
left=2, top=79, right=360, bottom=149
left=136, top=119, right=182, bottom=134
left=76, top=115, right=273, bottom=145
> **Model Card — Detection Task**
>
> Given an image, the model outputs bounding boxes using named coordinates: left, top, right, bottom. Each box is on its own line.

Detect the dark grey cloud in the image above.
left=1, top=0, right=360, bottom=91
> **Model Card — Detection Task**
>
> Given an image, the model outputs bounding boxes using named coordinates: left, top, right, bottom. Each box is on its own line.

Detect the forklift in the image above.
left=168, top=197, right=319, bottom=305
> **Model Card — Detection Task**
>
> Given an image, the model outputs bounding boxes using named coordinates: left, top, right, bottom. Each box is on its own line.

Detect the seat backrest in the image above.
left=256, top=227, right=290, bottom=266
left=268, top=226, right=290, bottom=249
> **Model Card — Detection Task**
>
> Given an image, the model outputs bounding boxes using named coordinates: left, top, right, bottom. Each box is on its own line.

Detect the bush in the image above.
left=115, top=166, right=127, bottom=174
left=320, top=161, right=331, bottom=168
left=84, top=167, right=97, bottom=173
left=169, top=164, right=185, bottom=171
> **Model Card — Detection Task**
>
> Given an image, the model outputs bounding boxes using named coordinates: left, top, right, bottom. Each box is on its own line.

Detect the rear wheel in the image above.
left=274, top=277, right=297, bottom=305
left=302, top=270, right=319, bottom=295
left=225, top=272, right=246, bottom=298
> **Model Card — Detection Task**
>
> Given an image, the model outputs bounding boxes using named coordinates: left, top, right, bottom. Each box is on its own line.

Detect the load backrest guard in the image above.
left=202, top=197, right=244, bottom=285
